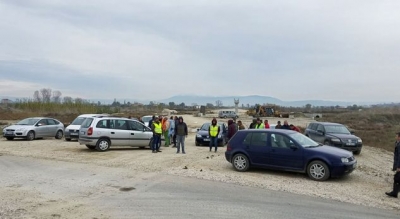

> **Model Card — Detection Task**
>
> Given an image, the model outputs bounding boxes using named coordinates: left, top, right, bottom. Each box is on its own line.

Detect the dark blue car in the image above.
left=195, top=122, right=228, bottom=146
left=225, top=129, right=357, bottom=181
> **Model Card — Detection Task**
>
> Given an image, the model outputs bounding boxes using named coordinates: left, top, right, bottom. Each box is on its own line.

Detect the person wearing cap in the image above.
left=209, top=118, right=220, bottom=152
left=386, top=132, right=400, bottom=198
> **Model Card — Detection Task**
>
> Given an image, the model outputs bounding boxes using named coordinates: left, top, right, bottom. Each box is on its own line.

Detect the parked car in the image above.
left=2, top=117, right=64, bottom=141
left=141, top=115, right=153, bottom=127
left=304, top=122, right=363, bottom=155
left=78, top=116, right=153, bottom=151
left=65, top=114, right=109, bottom=141
left=195, top=122, right=228, bottom=146
left=218, top=110, right=238, bottom=119
left=225, top=129, right=357, bottom=181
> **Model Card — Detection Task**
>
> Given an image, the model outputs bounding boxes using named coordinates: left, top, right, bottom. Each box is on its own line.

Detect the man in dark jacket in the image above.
left=227, top=119, right=237, bottom=141
left=174, top=117, right=188, bottom=154
left=275, top=121, right=282, bottom=129
left=172, top=116, right=179, bottom=148
left=386, top=132, right=400, bottom=198
left=281, top=120, right=291, bottom=130
left=249, top=118, right=257, bottom=129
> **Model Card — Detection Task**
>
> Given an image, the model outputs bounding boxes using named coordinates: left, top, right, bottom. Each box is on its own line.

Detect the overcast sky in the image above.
left=1, top=0, right=399, bottom=102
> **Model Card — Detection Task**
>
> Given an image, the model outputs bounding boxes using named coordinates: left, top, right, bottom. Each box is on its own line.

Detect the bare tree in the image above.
left=40, top=88, right=52, bottom=103
left=33, top=90, right=41, bottom=102
left=52, top=90, right=62, bottom=103
left=215, top=100, right=223, bottom=108
left=63, top=96, right=73, bottom=103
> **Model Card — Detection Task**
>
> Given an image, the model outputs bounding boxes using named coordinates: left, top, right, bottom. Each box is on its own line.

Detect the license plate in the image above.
left=203, top=139, right=210, bottom=141
left=70, top=133, right=78, bottom=135
left=81, top=131, right=85, bottom=135
left=346, top=143, right=355, bottom=146
left=6, top=131, right=13, bottom=135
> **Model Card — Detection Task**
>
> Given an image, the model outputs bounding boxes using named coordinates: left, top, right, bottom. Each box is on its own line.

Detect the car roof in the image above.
left=78, top=114, right=109, bottom=117
left=202, top=122, right=225, bottom=125
left=238, top=129, right=297, bottom=134
left=310, top=122, right=343, bottom=126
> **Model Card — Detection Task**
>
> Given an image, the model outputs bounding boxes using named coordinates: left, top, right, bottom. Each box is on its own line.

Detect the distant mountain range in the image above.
left=1, top=95, right=387, bottom=107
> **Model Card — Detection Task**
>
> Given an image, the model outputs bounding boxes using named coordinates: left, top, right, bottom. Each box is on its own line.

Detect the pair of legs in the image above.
left=386, top=173, right=400, bottom=198
left=152, top=134, right=161, bottom=152
left=176, top=135, right=185, bottom=153
left=209, top=137, right=218, bottom=152
left=172, top=134, right=177, bottom=147
left=164, top=131, right=170, bottom=146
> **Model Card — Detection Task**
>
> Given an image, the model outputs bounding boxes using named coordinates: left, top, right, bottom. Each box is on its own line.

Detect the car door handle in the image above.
left=131, top=133, right=135, bottom=135
left=111, top=132, right=115, bottom=134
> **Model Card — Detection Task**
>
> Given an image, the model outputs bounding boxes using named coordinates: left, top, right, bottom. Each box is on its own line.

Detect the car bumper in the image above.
left=65, top=130, right=80, bottom=139
left=330, top=142, right=362, bottom=152
left=196, top=137, right=223, bottom=145
left=3, top=130, right=28, bottom=138
left=78, top=137, right=96, bottom=146
left=225, top=151, right=232, bottom=163
left=330, top=161, right=357, bottom=177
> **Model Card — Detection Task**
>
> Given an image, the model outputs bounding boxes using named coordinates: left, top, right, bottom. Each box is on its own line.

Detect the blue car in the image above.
left=225, top=129, right=357, bottom=181
left=195, top=122, right=228, bottom=146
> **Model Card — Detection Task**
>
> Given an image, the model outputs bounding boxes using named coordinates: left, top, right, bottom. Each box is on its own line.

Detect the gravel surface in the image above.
left=1, top=114, right=399, bottom=216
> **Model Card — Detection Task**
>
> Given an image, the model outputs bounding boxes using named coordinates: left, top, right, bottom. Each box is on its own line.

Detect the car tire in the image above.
left=324, top=140, right=331, bottom=146
left=86, top=145, right=96, bottom=150
left=224, top=116, right=227, bottom=119
left=27, top=131, right=35, bottom=141
left=307, top=160, right=330, bottom=181
left=65, top=138, right=71, bottom=141
left=95, top=138, right=110, bottom=152
left=55, top=130, right=63, bottom=139
left=232, top=153, right=250, bottom=172
left=353, top=149, right=361, bottom=155
left=6, top=137, right=14, bottom=140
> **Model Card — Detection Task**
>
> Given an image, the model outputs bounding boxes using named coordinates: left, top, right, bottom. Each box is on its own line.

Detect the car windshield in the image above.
left=325, top=125, right=351, bottom=134
left=71, top=117, right=87, bottom=125
left=141, top=117, right=152, bottom=122
left=289, top=132, right=320, bottom=148
left=16, top=118, right=40, bottom=125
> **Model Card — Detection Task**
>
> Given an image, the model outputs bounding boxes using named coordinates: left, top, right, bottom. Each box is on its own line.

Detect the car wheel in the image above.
left=232, top=153, right=250, bottom=172
left=6, top=137, right=14, bottom=140
left=307, top=160, right=330, bottom=181
left=324, top=140, right=331, bottom=146
left=65, top=138, right=71, bottom=141
left=95, top=138, right=110, bottom=152
left=55, top=130, right=63, bottom=139
left=27, top=131, right=35, bottom=141
left=353, top=149, right=361, bottom=155
left=86, top=145, right=96, bottom=150
left=224, top=116, right=227, bottom=119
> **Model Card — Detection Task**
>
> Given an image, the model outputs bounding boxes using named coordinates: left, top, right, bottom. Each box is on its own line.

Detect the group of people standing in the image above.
left=249, top=118, right=300, bottom=132
left=148, top=115, right=188, bottom=154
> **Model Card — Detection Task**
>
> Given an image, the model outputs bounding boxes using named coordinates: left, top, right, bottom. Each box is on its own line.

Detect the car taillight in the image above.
left=226, top=143, right=232, bottom=151
left=87, top=127, right=93, bottom=136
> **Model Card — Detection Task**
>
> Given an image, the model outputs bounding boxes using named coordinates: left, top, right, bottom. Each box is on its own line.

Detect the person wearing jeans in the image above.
left=151, top=117, right=162, bottom=153
left=208, top=118, right=220, bottom=152
left=175, top=116, right=188, bottom=154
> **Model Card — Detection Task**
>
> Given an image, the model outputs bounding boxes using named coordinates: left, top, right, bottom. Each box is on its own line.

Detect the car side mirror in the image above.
left=350, top=131, right=355, bottom=135
left=197, top=128, right=200, bottom=131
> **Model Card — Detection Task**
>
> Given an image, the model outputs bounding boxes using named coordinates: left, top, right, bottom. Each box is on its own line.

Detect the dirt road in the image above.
left=1, top=114, right=399, bottom=216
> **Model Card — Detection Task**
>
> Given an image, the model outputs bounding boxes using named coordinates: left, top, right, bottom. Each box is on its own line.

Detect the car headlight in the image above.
left=357, top=138, right=362, bottom=143
left=196, top=134, right=202, bottom=138
left=341, top=157, right=350, bottom=163
left=331, top=138, right=341, bottom=142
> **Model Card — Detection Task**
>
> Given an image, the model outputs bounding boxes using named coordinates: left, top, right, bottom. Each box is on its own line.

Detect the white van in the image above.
left=64, top=114, right=109, bottom=141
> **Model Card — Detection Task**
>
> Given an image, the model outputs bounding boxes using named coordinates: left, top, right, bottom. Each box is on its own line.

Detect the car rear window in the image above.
left=71, top=117, right=87, bottom=125
left=81, top=118, right=94, bottom=128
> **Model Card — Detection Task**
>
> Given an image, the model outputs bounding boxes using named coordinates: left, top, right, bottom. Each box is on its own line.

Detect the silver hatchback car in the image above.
left=2, top=117, right=64, bottom=141
left=78, top=116, right=154, bottom=151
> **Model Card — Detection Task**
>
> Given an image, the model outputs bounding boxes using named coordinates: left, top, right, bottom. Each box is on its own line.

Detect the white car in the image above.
left=64, top=114, right=109, bottom=141
left=3, top=117, right=64, bottom=141
left=141, top=115, right=153, bottom=127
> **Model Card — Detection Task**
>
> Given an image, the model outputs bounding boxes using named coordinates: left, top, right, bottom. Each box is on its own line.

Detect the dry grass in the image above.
left=317, top=108, right=400, bottom=151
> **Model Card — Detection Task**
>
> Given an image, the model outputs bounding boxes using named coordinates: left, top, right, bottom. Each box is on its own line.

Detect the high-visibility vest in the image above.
left=256, top=123, right=264, bottom=129
left=209, top=125, right=219, bottom=137
left=153, top=122, right=162, bottom=134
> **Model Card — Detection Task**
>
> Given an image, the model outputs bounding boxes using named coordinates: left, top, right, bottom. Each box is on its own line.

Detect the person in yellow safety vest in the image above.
left=208, top=118, right=220, bottom=152
left=256, top=118, right=265, bottom=129
left=151, top=117, right=162, bottom=153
